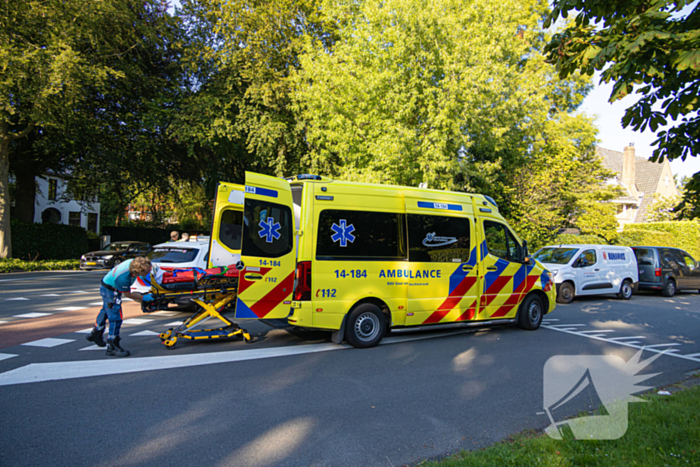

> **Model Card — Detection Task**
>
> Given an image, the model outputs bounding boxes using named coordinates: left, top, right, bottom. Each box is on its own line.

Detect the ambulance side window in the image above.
left=316, top=210, right=406, bottom=260
left=241, top=199, right=293, bottom=258
left=219, top=209, right=243, bottom=251
left=484, top=221, right=508, bottom=260
left=407, top=214, right=471, bottom=263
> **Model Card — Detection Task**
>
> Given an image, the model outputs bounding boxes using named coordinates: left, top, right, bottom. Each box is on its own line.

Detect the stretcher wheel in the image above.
left=159, top=329, right=173, bottom=341
left=163, top=336, right=178, bottom=348
left=243, top=333, right=252, bottom=343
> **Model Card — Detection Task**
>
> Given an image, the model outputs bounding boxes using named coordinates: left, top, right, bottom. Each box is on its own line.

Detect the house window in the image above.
left=48, top=179, right=57, bottom=201
left=87, top=213, right=98, bottom=233
left=69, top=211, right=81, bottom=227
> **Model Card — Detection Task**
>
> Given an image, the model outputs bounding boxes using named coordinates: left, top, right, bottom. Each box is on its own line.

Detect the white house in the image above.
left=32, top=172, right=100, bottom=233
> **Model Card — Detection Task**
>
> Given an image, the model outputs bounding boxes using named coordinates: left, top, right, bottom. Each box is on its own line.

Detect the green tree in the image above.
left=1, top=0, right=179, bottom=257
left=544, top=0, right=700, bottom=166
left=576, top=201, right=620, bottom=244
left=293, top=0, right=614, bottom=247
left=647, top=194, right=682, bottom=221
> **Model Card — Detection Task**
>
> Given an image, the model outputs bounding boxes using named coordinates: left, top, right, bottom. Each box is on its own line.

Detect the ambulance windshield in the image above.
left=533, top=247, right=579, bottom=265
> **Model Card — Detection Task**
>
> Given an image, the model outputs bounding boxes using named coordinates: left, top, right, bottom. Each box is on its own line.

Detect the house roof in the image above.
left=597, top=146, right=670, bottom=222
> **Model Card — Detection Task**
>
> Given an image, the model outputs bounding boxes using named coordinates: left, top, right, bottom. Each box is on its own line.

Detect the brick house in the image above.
left=598, top=143, right=680, bottom=226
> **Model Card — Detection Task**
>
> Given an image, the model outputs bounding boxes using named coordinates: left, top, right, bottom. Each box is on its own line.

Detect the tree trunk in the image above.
left=0, top=127, right=12, bottom=258
left=14, top=167, right=36, bottom=223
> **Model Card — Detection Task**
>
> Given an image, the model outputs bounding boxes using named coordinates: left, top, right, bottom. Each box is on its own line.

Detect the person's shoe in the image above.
left=106, top=337, right=130, bottom=357
left=86, top=328, right=106, bottom=347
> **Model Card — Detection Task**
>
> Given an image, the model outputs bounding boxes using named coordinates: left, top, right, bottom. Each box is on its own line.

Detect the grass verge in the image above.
left=0, top=258, right=80, bottom=273
left=426, top=384, right=700, bottom=466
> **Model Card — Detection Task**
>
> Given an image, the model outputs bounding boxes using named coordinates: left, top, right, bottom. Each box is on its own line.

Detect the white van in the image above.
left=532, top=244, right=638, bottom=304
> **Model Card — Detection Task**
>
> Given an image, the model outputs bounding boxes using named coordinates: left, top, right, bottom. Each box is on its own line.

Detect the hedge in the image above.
left=0, top=259, right=80, bottom=273
left=622, top=220, right=700, bottom=259
left=11, top=220, right=89, bottom=260
left=617, top=229, right=676, bottom=251
left=101, top=226, right=209, bottom=246
left=550, top=234, right=609, bottom=246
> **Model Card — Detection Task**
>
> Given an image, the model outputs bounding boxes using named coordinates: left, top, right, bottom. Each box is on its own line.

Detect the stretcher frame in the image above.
left=144, top=270, right=251, bottom=348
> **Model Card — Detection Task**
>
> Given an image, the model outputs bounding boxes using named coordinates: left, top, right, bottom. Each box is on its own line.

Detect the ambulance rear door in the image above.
left=235, top=172, right=297, bottom=319
left=209, top=182, right=245, bottom=268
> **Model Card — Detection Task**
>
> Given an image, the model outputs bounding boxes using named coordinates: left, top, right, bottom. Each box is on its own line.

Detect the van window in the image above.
left=577, top=249, right=597, bottom=267
left=219, top=209, right=243, bottom=251
left=682, top=253, right=697, bottom=269
left=241, top=199, right=293, bottom=258
left=316, top=210, right=406, bottom=261
left=634, top=248, right=655, bottom=266
left=407, top=214, right=471, bottom=263
left=484, top=221, right=521, bottom=262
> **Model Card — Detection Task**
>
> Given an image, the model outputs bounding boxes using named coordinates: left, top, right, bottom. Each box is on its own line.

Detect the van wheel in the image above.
left=617, top=280, right=633, bottom=300
left=661, top=279, right=676, bottom=297
left=556, top=282, right=574, bottom=304
left=345, top=303, right=386, bottom=348
left=518, top=294, right=544, bottom=331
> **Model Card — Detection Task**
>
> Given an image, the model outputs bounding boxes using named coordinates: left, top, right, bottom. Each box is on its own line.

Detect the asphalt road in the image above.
left=0, top=272, right=698, bottom=466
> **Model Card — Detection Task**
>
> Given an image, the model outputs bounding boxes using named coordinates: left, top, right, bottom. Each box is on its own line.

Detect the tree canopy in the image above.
left=544, top=0, right=700, bottom=165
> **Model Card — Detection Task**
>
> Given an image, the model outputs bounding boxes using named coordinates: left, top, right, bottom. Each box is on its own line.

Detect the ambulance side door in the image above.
left=209, top=182, right=245, bottom=268
left=235, top=173, right=297, bottom=319
left=404, top=200, right=478, bottom=326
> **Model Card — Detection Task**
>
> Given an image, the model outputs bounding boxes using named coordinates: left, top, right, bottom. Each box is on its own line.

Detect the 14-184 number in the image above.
left=334, top=269, right=367, bottom=279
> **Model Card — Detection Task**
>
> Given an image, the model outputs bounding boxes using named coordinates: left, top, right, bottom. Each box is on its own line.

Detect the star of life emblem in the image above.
left=331, top=219, right=355, bottom=247
left=258, top=217, right=281, bottom=243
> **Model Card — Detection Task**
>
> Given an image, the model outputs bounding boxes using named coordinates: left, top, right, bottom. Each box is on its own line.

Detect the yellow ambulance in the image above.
left=209, top=172, right=556, bottom=348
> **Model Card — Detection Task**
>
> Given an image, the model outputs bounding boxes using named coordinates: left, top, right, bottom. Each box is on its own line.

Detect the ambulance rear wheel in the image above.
left=346, top=304, right=386, bottom=348
left=518, top=294, right=543, bottom=330
left=556, top=282, right=574, bottom=304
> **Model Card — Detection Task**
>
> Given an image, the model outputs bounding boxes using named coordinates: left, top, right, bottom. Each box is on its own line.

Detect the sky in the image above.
left=579, top=75, right=700, bottom=182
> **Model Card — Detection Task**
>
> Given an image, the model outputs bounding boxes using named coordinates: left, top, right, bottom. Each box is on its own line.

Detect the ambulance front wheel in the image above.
left=518, top=294, right=543, bottom=330
left=346, top=304, right=386, bottom=348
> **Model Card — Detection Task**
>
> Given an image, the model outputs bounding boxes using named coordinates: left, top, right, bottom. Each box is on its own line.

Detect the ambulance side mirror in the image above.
left=521, top=241, right=530, bottom=264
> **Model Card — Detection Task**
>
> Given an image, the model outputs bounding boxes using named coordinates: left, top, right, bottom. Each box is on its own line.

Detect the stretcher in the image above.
left=142, top=265, right=251, bottom=348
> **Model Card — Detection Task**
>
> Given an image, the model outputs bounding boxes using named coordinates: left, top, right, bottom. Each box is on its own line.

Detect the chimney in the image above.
left=622, top=143, right=635, bottom=189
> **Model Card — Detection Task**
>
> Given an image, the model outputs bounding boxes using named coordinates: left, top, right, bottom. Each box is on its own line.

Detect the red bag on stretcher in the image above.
left=161, top=265, right=239, bottom=284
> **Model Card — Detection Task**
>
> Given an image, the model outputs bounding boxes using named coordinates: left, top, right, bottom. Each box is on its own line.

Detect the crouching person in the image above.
left=87, top=257, right=153, bottom=357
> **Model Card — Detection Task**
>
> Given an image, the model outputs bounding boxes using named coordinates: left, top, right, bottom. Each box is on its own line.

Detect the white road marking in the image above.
left=0, top=279, right=20, bottom=282
left=543, top=325, right=700, bottom=363
left=69, top=291, right=88, bottom=294
left=0, top=353, right=18, bottom=361
left=5, top=298, right=29, bottom=301
left=150, top=311, right=176, bottom=316
left=129, top=330, right=160, bottom=337
left=609, top=336, right=647, bottom=341
left=21, top=338, right=75, bottom=348
left=89, top=302, right=103, bottom=306
left=684, top=353, right=700, bottom=358
left=75, top=328, right=95, bottom=334
left=645, top=343, right=682, bottom=348
left=122, top=318, right=153, bottom=325
left=548, top=324, right=586, bottom=327
left=0, top=328, right=479, bottom=386
left=55, top=307, right=86, bottom=312
left=12, top=312, right=52, bottom=318
left=40, top=294, right=61, bottom=297
left=542, top=318, right=559, bottom=322
left=79, top=345, right=104, bottom=351
left=165, top=321, right=184, bottom=326
left=0, top=321, right=7, bottom=325
left=578, top=330, right=615, bottom=334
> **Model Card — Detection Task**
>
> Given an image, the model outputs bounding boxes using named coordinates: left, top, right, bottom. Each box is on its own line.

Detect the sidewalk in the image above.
left=0, top=302, right=146, bottom=349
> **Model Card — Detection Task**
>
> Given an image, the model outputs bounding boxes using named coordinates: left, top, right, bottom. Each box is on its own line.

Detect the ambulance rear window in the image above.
left=241, top=199, right=293, bottom=258
left=219, top=209, right=243, bottom=251
left=316, top=210, right=406, bottom=261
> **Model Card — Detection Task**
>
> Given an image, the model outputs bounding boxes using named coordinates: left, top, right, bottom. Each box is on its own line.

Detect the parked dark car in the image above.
left=632, top=246, right=700, bottom=297
left=80, top=241, right=152, bottom=270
